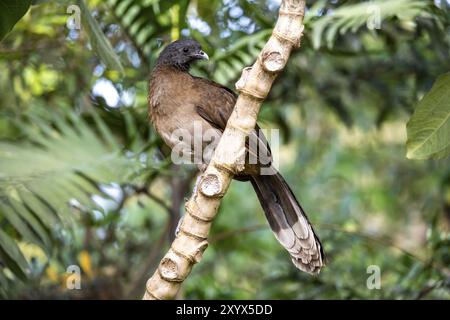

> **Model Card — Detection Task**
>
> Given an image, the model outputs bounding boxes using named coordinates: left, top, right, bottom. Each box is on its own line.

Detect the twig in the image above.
left=415, top=279, right=446, bottom=300
left=146, top=191, right=171, bottom=213
left=131, top=184, right=172, bottom=213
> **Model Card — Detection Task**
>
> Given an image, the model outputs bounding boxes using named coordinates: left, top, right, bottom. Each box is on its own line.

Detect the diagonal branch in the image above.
left=143, top=0, right=307, bottom=300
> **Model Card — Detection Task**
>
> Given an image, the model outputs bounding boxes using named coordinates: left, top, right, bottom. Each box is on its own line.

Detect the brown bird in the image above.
left=148, top=39, right=324, bottom=274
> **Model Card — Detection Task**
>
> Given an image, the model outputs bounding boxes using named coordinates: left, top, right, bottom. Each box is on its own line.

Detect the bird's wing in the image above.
left=192, top=77, right=272, bottom=169
left=192, top=77, right=237, bottom=130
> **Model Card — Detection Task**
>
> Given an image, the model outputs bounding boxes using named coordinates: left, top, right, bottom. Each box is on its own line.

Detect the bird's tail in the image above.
left=250, top=172, right=325, bottom=274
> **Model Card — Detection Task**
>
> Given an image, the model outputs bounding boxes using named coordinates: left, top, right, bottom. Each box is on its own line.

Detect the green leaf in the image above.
left=0, top=110, right=152, bottom=280
left=406, top=72, right=450, bottom=159
left=0, top=269, right=8, bottom=290
left=0, top=0, right=32, bottom=41
left=0, top=229, right=30, bottom=278
left=77, top=0, right=124, bottom=75
left=0, top=203, right=45, bottom=249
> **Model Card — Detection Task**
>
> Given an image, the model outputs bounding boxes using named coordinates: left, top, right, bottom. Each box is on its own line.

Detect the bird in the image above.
left=148, top=39, right=325, bottom=274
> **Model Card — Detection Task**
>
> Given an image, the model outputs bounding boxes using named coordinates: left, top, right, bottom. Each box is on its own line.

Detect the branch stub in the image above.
left=159, top=257, right=180, bottom=281
left=262, top=51, right=286, bottom=72
left=200, top=174, right=222, bottom=197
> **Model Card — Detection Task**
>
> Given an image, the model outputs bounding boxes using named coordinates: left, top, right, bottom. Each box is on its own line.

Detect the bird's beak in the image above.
left=195, top=50, right=209, bottom=60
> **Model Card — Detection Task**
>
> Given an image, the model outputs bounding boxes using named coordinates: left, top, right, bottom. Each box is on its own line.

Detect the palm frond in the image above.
left=212, top=29, right=271, bottom=85
left=106, top=0, right=270, bottom=85
left=106, top=0, right=191, bottom=67
left=310, top=0, right=429, bottom=49
left=0, top=109, right=153, bottom=281
left=78, top=0, right=125, bottom=75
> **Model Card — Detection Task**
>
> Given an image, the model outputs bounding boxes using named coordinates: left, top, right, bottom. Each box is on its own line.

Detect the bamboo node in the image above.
left=235, top=68, right=267, bottom=100
left=235, top=67, right=251, bottom=91
left=239, top=89, right=266, bottom=100
left=214, top=162, right=236, bottom=175
left=227, top=123, right=252, bottom=136
left=171, top=246, right=195, bottom=263
left=186, top=198, right=217, bottom=222
left=273, top=29, right=301, bottom=47
left=279, top=9, right=304, bottom=16
left=193, top=240, right=209, bottom=263
left=186, top=204, right=214, bottom=222
left=143, top=289, right=160, bottom=300
left=178, top=228, right=207, bottom=241
left=281, top=1, right=305, bottom=15
left=200, top=174, right=222, bottom=197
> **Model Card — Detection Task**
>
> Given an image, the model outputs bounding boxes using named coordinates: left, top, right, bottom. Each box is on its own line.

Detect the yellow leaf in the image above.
left=105, top=70, right=120, bottom=82
left=170, top=4, right=180, bottom=41
left=78, top=250, right=94, bottom=279
left=18, top=242, right=47, bottom=264
left=45, top=265, right=60, bottom=283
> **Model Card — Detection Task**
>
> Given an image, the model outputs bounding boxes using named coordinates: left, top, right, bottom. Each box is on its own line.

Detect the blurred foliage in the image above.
left=0, top=0, right=449, bottom=299
left=309, top=0, right=429, bottom=49
left=0, top=0, right=32, bottom=41
left=77, top=0, right=124, bottom=75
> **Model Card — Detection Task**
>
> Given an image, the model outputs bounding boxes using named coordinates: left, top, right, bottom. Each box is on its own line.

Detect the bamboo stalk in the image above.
left=143, top=0, right=307, bottom=300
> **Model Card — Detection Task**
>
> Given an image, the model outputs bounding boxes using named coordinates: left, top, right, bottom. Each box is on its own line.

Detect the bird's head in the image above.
left=155, top=39, right=209, bottom=72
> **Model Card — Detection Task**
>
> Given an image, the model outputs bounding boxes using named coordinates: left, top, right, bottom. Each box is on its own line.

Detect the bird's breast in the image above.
left=148, top=67, right=221, bottom=163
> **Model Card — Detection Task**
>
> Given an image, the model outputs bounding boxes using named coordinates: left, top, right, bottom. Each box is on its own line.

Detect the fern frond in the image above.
left=311, top=0, right=429, bottom=49
left=0, top=110, right=152, bottom=281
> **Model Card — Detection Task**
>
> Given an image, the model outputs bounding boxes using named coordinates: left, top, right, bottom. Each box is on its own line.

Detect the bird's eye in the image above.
left=183, top=48, right=189, bottom=53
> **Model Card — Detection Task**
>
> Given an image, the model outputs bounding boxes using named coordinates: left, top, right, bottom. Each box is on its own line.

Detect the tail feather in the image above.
left=250, top=173, right=325, bottom=274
